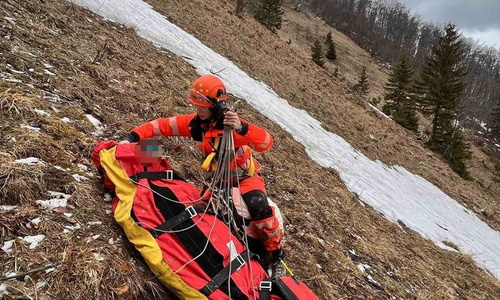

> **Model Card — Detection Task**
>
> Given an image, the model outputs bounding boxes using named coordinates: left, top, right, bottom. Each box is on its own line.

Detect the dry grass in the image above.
left=0, top=0, right=499, bottom=299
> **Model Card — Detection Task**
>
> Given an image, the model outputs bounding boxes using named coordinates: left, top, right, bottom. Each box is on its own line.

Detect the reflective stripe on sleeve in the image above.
left=149, top=120, right=161, bottom=136
left=169, top=117, right=180, bottom=136
left=256, top=132, right=272, bottom=150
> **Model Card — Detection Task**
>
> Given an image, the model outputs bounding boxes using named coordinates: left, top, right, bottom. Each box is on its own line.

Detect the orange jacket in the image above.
left=131, top=113, right=273, bottom=173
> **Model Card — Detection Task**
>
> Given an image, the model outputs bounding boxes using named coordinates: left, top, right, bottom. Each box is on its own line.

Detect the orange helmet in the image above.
left=189, top=75, right=228, bottom=108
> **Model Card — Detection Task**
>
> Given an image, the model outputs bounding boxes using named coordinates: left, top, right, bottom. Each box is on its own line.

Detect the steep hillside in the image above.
left=1, top=0, right=499, bottom=299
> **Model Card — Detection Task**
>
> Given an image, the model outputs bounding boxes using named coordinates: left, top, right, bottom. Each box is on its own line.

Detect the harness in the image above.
left=201, top=136, right=256, bottom=179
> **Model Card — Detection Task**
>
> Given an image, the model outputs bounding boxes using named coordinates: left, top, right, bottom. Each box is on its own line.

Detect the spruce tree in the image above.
left=414, top=23, right=471, bottom=177
left=325, top=31, right=337, bottom=60
left=382, top=55, right=418, bottom=132
left=353, top=66, right=369, bottom=97
left=252, top=0, right=284, bottom=33
left=490, top=99, right=500, bottom=140
left=311, top=39, right=325, bottom=67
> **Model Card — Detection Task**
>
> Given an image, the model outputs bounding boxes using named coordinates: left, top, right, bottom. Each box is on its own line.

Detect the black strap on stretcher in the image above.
left=199, top=251, right=255, bottom=296
left=149, top=204, right=207, bottom=238
left=130, top=170, right=174, bottom=182
left=259, top=279, right=273, bottom=300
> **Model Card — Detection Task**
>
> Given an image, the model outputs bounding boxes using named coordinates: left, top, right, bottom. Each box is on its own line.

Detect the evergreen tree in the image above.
left=353, top=66, right=369, bottom=97
left=414, top=23, right=471, bottom=177
left=325, top=31, right=337, bottom=60
left=490, top=99, right=500, bottom=139
left=252, top=0, right=284, bottom=33
left=382, top=55, right=418, bottom=132
left=311, top=39, right=325, bottom=67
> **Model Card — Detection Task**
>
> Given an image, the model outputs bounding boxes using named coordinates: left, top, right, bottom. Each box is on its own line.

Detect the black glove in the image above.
left=125, top=131, right=140, bottom=143
left=272, top=248, right=285, bottom=262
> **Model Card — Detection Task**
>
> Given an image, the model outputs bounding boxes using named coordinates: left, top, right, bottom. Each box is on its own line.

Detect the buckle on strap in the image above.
left=186, top=205, right=197, bottom=219
left=165, top=170, right=173, bottom=180
left=259, top=280, right=272, bottom=291
left=235, top=254, right=245, bottom=270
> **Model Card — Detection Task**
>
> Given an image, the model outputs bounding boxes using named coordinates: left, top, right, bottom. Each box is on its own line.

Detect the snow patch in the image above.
left=64, top=223, right=81, bottom=233
left=19, top=235, right=45, bottom=249
left=72, top=174, right=89, bottom=181
left=26, top=217, right=42, bottom=229
left=0, top=283, right=8, bottom=296
left=14, top=157, right=40, bottom=165
left=61, top=117, right=72, bottom=123
left=103, top=193, right=113, bottom=202
left=85, top=114, right=101, bottom=127
left=68, top=0, right=500, bottom=279
left=44, top=69, right=56, bottom=76
left=34, top=109, right=51, bottom=117
left=3, top=17, right=16, bottom=25
left=368, top=103, right=391, bottom=119
left=85, top=114, right=103, bottom=136
left=1, top=240, right=15, bottom=254
left=77, top=163, right=89, bottom=171
left=53, top=165, right=66, bottom=171
left=20, top=125, right=41, bottom=132
left=36, top=191, right=71, bottom=209
left=0, top=205, right=17, bottom=211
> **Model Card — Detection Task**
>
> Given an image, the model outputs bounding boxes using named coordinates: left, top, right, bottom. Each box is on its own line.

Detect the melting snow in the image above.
left=14, top=157, right=39, bottom=164
left=77, top=163, right=89, bottom=171
left=6, top=64, right=24, bottom=74
left=36, top=191, right=71, bottom=209
left=64, top=223, right=82, bottom=233
left=0, top=283, right=8, bottom=296
left=85, top=114, right=101, bottom=127
left=54, top=165, right=66, bottom=171
left=103, top=193, right=113, bottom=202
left=85, top=114, right=103, bottom=135
left=0, top=205, right=17, bottom=211
left=19, top=235, right=45, bottom=249
left=70, top=0, right=500, bottom=279
left=72, top=174, right=89, bottom=181
left=20, top=125, right=41, bottom=132
left=3, top=17, right=16, bottom=25
left=368, top=103, right=390, bottom=119
left=1, top=240, right=15, bottom=254
left=34, top=109, right=51, bottom=116
left=61, top=117, right=71, bottom=123
left=26, top=217, right=42, bottom=229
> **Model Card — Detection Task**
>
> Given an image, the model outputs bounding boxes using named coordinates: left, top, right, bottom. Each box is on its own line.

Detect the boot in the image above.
left=269, top=248, right=286, bottom=279
left=271, top=260, right=286, bottom=279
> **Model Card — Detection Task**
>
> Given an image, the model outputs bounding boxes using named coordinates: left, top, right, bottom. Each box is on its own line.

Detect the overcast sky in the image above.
left=397, top=0, right=500, bottom=49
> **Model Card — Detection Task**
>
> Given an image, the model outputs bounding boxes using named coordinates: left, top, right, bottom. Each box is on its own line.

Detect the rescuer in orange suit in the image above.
left=122, top=74, right=285, bottom=275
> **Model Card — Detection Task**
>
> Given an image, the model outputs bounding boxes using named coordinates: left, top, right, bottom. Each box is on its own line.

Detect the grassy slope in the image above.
left=0, top=0, right=498, bottom=299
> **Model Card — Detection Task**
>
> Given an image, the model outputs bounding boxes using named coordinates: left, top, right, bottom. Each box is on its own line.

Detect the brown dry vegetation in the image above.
left=0, top=0, right=499, bottom=299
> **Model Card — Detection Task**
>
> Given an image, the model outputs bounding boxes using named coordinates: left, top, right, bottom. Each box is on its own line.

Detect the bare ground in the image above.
left=0, top=0, right=499, bottom=299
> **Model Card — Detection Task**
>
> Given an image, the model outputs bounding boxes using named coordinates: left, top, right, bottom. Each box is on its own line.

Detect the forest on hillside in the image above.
left=288, top=0, right=500, bottom=138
